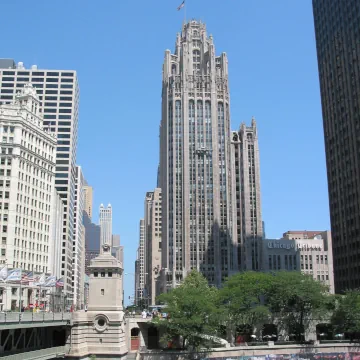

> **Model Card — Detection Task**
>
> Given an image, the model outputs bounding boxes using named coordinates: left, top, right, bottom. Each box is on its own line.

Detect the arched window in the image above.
left=171, top=64, right=176, bottom=75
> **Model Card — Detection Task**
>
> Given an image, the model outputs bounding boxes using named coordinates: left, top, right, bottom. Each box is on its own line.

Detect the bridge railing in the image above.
left=0, top=312, right=71, bottom=323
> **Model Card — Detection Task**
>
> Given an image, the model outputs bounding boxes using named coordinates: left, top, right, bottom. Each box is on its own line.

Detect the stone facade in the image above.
left=73, top=166, right=86, bottom=309
left=0, top=61, right=79, bottom=297
left=260, top=230, right=334, bottom=293
left=49, top=191, right=64, bottom=279
left=83, top=184, right=93, bottom=219
left=135, top=220, right=145, bottom=306
left=68, top=245, right=127, bottom=358
left=0, top=84, right=56, bottom=273
left=144, top=189, right=162, bottom=305
left=231, top=118, right=263, bottom=272
left=99, top=204, right=112, bottom=251
left=159, top=20, right=235, bottom=289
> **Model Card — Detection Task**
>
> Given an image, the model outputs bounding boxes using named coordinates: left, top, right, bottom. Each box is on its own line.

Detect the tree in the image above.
left=153, top=270, right=220, bottom=350
left=218, top=272, right=271, bottom=344
left=331, top=290, right=360, bottom=339
left=137, top=299, right=147, bottom=311
left=266, top=271, right=332, bottom=341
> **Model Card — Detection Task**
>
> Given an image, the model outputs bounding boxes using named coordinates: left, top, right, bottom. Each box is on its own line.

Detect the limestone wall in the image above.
left=139, top=343, right=360, bottom=360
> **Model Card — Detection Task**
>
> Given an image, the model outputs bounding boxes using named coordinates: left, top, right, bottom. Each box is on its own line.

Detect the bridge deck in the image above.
left=0, top=345, right=69, bottom=360
left=0, top=312, right=71, bottom=330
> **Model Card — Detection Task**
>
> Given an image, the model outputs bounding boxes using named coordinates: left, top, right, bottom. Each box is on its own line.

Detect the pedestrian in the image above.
left=132, top=310, right=136, bottom=318
left=142, top=309, right=147, bottom=319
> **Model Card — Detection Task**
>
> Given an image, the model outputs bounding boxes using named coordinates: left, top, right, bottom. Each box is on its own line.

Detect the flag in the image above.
left=44, top=276, right=57, bottom=287
left=177, top=0, right=185, bottom=10
left=21, top=272, right=34, bottom=284
left=0, top=266, right=8, bottom=281
left=35, top=273, right=46, bottom=286
left=56, top=278, right=64, bottom=288
left=6, top=268, right=22, bottom=282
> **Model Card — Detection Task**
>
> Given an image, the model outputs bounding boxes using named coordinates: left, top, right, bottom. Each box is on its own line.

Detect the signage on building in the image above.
left=267, top=241, right=322, bottom=251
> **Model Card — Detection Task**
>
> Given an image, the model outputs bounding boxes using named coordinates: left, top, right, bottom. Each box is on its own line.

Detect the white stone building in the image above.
left=144, top=188, right=162, bottom=305
left=99, top=204, right=112, bottom=248
left=231, top=118, right=263, bottom=271
left=0, top=60, right=80, bottom=298
left=0, top=83, right=56, bottom=273
left=48, top=190, right=64, bottom=279
left=260, top=230, right=334, bottom=293
left=73, top=166, right=86, bottom=309
left=135, top=219, right=145, bottom=306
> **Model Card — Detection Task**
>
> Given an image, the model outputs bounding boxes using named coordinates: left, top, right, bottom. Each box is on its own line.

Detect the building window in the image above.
left=101, top=289, right=104, bottom=296
left=94, top=272, right=98, bottom=277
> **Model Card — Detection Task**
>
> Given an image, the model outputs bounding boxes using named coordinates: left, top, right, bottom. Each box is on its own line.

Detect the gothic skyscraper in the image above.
left=159, top=21, right=236, bottom=289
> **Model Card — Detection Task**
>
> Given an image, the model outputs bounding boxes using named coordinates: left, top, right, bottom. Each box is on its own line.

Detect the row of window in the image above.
left=1, top=83, right=73, bottom=89
left=1, top=71, right=74, bottom=77
left=2, top=77, right=73, bottom=83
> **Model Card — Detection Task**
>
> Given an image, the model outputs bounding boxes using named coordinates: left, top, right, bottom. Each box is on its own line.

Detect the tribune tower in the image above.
left=159, top=21, right=236, bottom=289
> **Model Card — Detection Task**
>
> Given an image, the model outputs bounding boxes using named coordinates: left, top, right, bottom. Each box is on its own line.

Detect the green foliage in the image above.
left=154, top=270, right=220, bottom=350
left=154, top=270, right=334, bottom=347
left=218, top=272, right=272, bottom=343
left=137, top=299, right=147, bottom=311
left=331, top=290, right=360, bottom=336
left=266, top=271, right=331, bottom=340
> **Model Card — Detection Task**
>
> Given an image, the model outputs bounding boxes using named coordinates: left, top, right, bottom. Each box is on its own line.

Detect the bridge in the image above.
left=0, top=312, right=71, bottom=359
left=127, top=315, right=160, bottom=353
left=0, top=312, right=156, bottom=358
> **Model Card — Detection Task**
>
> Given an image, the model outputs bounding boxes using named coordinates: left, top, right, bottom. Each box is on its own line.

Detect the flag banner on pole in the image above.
left=21, top=272, right=34, bottom=284
left=0, top=266, right=8, bottom=281
left=56, top=278, right=64, bottom=288
left=6, top=268, right=22, bottom=282
left=44, top=276, right=57, bottom=287
left=35, top=273, right=46, bottom=286
left=32, top=273, right=41, bottom=285
left=177, top=0, right=185, bottom=10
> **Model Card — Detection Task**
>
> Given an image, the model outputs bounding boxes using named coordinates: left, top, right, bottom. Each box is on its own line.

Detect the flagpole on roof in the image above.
left=184, top=0, right=186, bottom=24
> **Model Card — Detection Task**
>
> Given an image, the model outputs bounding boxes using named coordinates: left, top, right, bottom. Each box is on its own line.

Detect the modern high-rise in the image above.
left=99, top=204, right=112, bottom=250
left=112, top=234, right=120, bottom=248
left=135, top=219, right=145, bottom=305
left=0, top=60, right=79, bottom=296
left=0, top=84, right=57, bottom=272
left=144, top=189, right=162, bottom=305
left=83, top=184, right=93, bottom=219
left=83, top=182, right=100, bottom=275
left=49, top=191, right=65, bottom=279
left=231, top=119, right=263, bottom=271
left=312, top=1, right=360, bottom=291
left=73, top=166, right=86, bottom=309
left=159, top=21, right=235, bottom=289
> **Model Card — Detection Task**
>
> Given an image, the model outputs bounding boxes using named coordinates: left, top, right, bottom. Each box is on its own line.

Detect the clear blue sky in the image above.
left=1, top=0, right=329, bottom=304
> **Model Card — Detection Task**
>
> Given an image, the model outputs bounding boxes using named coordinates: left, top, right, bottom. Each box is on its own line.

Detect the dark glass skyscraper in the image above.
left=313, top=0, right=360, bottom=292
